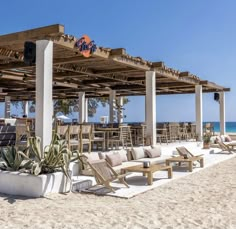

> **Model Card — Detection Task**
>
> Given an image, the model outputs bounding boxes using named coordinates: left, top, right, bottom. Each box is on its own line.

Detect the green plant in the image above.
left=203, top=133, right=211, bottom=144
left=0, top=134, right=86, bottom=178
left=0, top=146, right=32, bottom=172
left=27, top=134, right=72, bottom=177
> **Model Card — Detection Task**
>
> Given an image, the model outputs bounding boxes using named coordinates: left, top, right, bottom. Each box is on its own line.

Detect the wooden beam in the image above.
left=110, top=48, right=126, bottom=56
left=152, top=62, right=164, bottom=68
left=180, top=71, right=190, bottom=77
left=0, top=24, right=64, bottom=46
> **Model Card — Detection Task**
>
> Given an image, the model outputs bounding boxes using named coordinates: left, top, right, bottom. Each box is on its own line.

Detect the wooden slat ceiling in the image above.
left=0, top=24, right=230, bottom=101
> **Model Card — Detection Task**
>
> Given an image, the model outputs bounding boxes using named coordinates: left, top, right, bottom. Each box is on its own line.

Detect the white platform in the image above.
left=0, top=171, right=70, bottom=197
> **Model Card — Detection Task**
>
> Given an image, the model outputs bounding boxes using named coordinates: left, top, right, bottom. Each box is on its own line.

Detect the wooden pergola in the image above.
left=0, top=24, right=229, bottom=101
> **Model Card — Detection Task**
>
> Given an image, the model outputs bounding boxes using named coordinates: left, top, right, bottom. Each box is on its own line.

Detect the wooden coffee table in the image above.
left=166, top=156, right=204, bottom=172
left=121, top=164, right=172, bottom=185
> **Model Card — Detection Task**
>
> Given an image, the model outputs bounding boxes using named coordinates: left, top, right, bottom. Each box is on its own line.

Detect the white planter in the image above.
left=0, top=171, right=71, bottom=197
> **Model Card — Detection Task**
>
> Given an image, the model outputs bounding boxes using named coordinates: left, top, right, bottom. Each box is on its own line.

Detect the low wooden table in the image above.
left=166, top=156, right=204, bottom=172
left=121, top=164, right=172, bottom=185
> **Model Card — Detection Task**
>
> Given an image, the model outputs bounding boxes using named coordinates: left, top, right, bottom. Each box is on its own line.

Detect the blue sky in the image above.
left=0, top=0, right=235, bottom=122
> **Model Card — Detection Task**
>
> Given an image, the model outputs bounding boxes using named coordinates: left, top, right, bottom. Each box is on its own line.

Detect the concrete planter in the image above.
left=0, top=171, right=71, bottom=197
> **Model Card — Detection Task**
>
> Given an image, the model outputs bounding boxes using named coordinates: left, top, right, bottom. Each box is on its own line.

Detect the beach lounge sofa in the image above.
left=97, top=146, right=170, bottom=174
left=217, top=141, right=236, bottom=154
left=210, top=135, right=236, bottom=148
left=87, top=159, right=129, bottom=193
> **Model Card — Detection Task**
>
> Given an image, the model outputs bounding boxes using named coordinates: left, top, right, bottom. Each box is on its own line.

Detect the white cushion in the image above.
left=220, top=135, right=226, bottom=142
left=98, top=151, right=113, bottom=160
left=83, top=153, right=100, bottom=162
left=131, top=147, right=146, bottom=160
left=113, top=149, right=128, bottom=162
left=210, top=136, right=217, bottom=144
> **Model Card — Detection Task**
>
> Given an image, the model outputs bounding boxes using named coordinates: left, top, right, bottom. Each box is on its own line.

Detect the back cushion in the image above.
left=131, top=147, right=146, bottom=160
left=83, top=153, right=100, bottom=162
left=220, top=135, right=226, bottom=142
left=225, top=135, right=232, bottom=142
left=99, top=150, right=128, bottom=162
left=114, top=149, right=128, bottom=162
left=98, top=151, right=113, bottom=160
left=106, top=153, right=122, bottom=167
left=145, top=148, right=161, bottom=158
left=210, top=136, right=217, bottom=144
left=215, top=136, right=221, bottom=143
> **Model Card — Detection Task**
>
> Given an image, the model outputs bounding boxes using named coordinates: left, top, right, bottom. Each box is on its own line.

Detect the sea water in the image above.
left=204, top=122, right=236, bottom=133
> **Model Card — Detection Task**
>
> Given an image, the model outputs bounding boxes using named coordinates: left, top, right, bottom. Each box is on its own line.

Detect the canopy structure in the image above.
left=0, top=24, right=230, bottom=102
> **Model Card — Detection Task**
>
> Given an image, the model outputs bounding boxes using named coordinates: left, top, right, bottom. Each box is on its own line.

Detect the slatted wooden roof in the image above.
left=0, top=24, right=230, bottom=101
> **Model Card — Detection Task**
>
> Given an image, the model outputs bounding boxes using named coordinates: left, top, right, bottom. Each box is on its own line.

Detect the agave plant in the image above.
left=27, top=134, right=73, bottom=178
left=0, top=146, right=32, bottom=172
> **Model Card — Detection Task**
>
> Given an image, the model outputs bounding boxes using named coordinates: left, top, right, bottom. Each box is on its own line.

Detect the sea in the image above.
left=203, top=122, right=236, bottom=133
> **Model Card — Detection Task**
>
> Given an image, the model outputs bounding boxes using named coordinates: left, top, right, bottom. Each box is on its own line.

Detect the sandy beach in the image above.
left=0, top=156, right=235, bottom=229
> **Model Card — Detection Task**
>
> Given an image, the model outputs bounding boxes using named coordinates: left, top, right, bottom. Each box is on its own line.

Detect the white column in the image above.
left=109, top=90, right=116, bottom=123
left=36, top=40, right=53, bottom=150
left=84, top=98, right=88, bottom=123
left=146, top=71, right=156, bottom=145
left=219, top=92, right=225, bottom=135
left=79, top=92, right=85, bottom=123
left=117, top=96, right=124, bottom=123
left=23, top=101, right=29, bottom=117
left=4, top=96, right=11, bottom=118
left=195, top=85, right=203, bottom=141
left=145, top=95, right=147, bottom=124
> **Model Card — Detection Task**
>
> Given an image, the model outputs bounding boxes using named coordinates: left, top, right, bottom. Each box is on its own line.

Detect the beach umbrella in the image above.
left=56, top=115, right=70, bottom=120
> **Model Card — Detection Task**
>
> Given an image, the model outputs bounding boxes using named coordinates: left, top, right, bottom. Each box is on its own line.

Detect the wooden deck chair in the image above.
left=217, top=141, right=236, bottom=154
left=176, top=146, right=203, bottom=160
left=87, top=159, right=129, bottom=193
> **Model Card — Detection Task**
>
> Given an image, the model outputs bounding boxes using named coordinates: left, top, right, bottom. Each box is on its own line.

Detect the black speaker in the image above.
left=214, top=92, right=219, bottom=101
left=24, top=41, right=36, bottom=66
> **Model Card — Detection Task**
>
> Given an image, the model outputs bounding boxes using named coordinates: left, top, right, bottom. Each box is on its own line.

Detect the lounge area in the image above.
left=68, top=141, right=235, bottom=198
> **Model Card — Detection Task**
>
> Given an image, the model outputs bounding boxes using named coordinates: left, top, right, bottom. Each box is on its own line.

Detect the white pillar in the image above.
left=146, top=71, right=156, bottom=145
left=36, top=40, right=53, bottom=150
left=79, top=92, right=85, bottom=123
left=4, top=96, right=11, bottom=118
left=84, top=98, right=88, bottom=123
left=195, top=85, right=203, bottom=141
left=23, top=101, right=29, bottom=117
left=117, top=96, right=124, bottom=123
left=219, top=92, right=225, bottom=135
left=109, top=90, right=116, bottom=123
left=145, top=95, right=147, bottom=124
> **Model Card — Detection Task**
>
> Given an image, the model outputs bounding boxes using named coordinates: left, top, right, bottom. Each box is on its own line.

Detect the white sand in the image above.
left=1, top=156, right=236, bottom=229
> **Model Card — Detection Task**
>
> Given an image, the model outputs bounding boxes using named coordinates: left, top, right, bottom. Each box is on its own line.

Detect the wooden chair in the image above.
left=190, top=123, right=198, bottom=140
left=91, top=126, right=105, bottom=151
left=68, top=125, right=80, bottom=151
left=56, top=125, right=69, bottom=140
left=15, top=120, right=30, bottom=149
left=80, top=124, right=92, bottom=153
left=119, top=125, right=133, bottom=148
left=156, top=123, right=168, bottom=144
left=135, top=124, right=147, bottom=146
left=87, top=159, right=129, bottom=193
left=168, top=123, right=180, bottom=142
